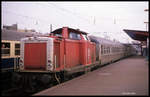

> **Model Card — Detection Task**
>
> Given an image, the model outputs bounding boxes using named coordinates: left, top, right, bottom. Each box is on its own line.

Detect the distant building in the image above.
left=2, top=29, right=44, bottom=41
left=17, top=29, right=36, bottom=33
left=2, top=24, right=36, bottom=33
left=3, top=24, right=18, bottom=30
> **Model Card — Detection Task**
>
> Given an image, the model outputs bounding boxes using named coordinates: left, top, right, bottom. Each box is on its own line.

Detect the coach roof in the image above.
left=2, top=29, right=44, bottom=41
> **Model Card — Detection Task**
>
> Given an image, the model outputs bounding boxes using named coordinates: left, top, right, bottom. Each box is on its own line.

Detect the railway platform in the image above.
left=33, top=56, right=149, bottom=96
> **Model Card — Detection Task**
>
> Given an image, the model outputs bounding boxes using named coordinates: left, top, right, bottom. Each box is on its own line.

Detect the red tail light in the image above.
left=48, top=60, right=51, bottom=63
left=20, top=59, right=23, bottom=63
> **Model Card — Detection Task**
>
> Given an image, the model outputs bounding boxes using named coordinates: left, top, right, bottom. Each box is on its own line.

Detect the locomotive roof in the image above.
left=2, top=29, right=44, bottom=41
left=51, top=27, right=88, bottom=35
left=89, top=35, right=123, bottom=46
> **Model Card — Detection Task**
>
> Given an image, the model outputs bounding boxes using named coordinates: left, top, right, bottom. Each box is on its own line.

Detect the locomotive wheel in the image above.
left=11, top=73, right=22, bottom=88
left=40, top=74, right=53, bottom=87
left=28, top=75, right=39, bottom=91
left=25, top=74, right=43, bottom=92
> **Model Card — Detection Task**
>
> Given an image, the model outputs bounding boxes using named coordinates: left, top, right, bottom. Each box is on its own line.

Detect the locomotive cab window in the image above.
left=1, top=42, right=10, bottom=56
left=82, top=34, right=89, bottom=40
left=69, top=32, right=81, bottom=40
left=15, top=43, right=20, bottom=55
left=54, top=32, right=62, bottom=37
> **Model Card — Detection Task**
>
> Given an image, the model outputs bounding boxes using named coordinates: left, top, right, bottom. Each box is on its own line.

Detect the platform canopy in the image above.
left=123, top=29, right=149, bottom=41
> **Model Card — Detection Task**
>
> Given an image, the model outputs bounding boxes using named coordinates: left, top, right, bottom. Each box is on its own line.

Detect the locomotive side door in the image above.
left=24, top=43, right=46, bottom=70
left=54, top=42, right=60, bottom=70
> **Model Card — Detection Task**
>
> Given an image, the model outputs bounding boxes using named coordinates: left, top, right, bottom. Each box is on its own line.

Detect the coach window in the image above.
left=117, top=47, right=118, bottom=52
left=118, top=47, right=121, bottom=52
left=110, top=47, right=112, bottom=54
left=2, top=42, right=10, bottom=56
left=115, top=47, right=116, bottom=52
left=108, top=47, right=110, bottom=54
left=15, top=43, right=20, bottom=55
left=103, top=46, right=105, bottom=54
left=105, top=47, right=107, bottom=54
left=101, top=45, right=103, bottom=55
left=106, top=46, right=108, bottom=54
left=107, top=47, right=109, bottom=54
left=105, top=46, right=107, bottom=54
left=69, top=32, right=81, bottom=40
left=104, top=46, right=106, bottom=54
left=112, top=47, right=115, bottom=53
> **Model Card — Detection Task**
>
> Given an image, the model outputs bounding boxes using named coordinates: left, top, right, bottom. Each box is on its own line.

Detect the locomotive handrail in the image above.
left=14, top=56, right=20, bottom=71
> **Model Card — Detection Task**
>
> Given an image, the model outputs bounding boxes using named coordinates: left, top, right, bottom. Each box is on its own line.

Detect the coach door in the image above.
left=99, top=44, right=102, bottom=63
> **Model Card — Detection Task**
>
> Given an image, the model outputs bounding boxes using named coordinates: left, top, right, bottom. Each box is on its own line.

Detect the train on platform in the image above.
left=11, top=27, right=136, bottom=90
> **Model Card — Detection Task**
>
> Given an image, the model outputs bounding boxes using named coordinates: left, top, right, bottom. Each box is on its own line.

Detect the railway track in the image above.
left=2, top=88, right=24, bottom=96
left=1, top=62, right=109, bottom=96
left=2, top=85, right=48, bottom=96
left=1, top=71, right=85, bottom=96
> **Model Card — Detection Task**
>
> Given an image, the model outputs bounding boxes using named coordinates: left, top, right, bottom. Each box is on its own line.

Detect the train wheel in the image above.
left=11, top=73, right=22, bottom=88
left=39, top=74, right=53, bottom=87
left=25, top=74, right=41, bottom=92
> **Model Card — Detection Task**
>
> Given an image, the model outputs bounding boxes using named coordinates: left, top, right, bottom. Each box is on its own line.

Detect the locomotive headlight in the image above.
left=47, top=64, right=52, bottom=71
left=47, top=60, right=52, bottom=71
left=20, top=59, right=23, bottom=64
left=19, top=59, right=24, bottom=70
left=48, top=60, right=51, bottom=64
left=20, top=65, right=24, bottom=70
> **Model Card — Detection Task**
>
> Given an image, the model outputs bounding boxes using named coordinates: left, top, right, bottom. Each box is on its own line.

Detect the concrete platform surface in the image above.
left=34, top=56, right=149, bottom=96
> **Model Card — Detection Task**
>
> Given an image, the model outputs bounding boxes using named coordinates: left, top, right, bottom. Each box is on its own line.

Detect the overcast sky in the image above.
left=1, top=1, right=149, bottom=43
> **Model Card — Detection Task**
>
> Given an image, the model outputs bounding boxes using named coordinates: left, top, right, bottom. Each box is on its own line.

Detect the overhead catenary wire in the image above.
left=3, top=10, right=54, bottom=25
left=2, top=10, right=59, bottom=33
left=2, top=2, right=137, bottom=43
left=46, top=3, right=92, bottom=24
left=31, top=2, right=92, bottom=26
left=3, top=3, right=119, bottom=29
left=43, top=3, right=133, bottom=43
left=3, top=3, right=95, bottom=32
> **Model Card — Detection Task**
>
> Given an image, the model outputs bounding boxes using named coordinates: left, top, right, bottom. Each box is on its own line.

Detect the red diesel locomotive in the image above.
left=19, top=27, right=96, bottom=72
left=13, top=27, right=96, bottom=88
